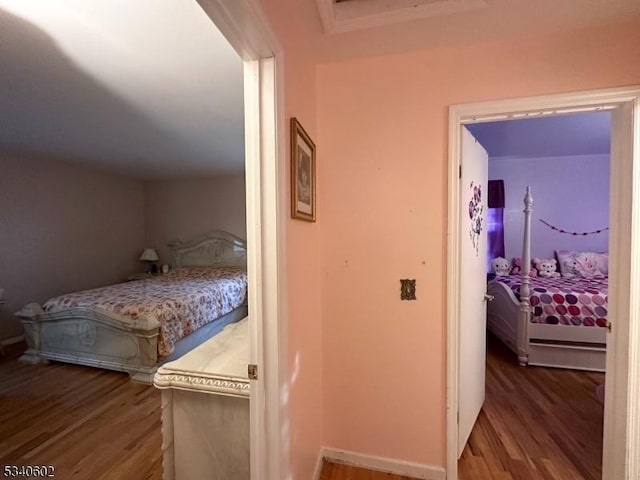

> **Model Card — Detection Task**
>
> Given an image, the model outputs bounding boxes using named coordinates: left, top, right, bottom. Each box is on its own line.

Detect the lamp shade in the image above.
left=139, top=248, right=159, bottom=262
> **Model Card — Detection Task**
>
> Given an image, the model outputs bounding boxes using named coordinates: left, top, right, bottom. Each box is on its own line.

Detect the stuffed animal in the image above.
left=510, top=257, right=537, bottom=277
left=491, top=257, right=510, bottom=276
left=533, top=258, right=560, bottom=278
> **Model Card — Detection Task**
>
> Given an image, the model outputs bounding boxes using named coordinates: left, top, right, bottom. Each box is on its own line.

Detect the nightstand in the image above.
left=127, top=273, right=158, bottom=281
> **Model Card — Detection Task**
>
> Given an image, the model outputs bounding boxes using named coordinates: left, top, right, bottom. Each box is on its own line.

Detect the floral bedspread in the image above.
left=43, top=266, right=248, bottom=358
left=493, top=275, right=608, bottom=327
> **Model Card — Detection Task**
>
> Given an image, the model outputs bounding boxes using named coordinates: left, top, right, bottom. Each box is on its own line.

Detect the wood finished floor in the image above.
left=0, top=336, right=604, bottom=480
left=319, top=460, right=419, bottom=479
left=459, top=333, right=605, bottom=480
left=0, top=343, right=162, bottom=480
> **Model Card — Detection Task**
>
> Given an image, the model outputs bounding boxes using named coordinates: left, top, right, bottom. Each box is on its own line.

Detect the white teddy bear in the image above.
left=491, top=257, right=510, bottom=276
left=533, top=258, right=560, bottom=278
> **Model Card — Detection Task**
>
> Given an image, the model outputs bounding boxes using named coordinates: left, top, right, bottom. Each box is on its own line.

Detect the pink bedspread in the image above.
left=43, top=266, right=248, bottom=358
left=493, top=275, right=608, bottom=327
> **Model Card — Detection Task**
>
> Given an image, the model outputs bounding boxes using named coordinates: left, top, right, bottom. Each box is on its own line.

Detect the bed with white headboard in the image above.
left=486, top=189, right=609, bottom=372
left=16, top=230, right=248, bottom=383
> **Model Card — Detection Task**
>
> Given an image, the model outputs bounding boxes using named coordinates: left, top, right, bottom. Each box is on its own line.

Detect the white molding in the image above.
left=446, top=103, right=463, bottom=480
left=191, top=2, right=286, bottom=480
left=314, top=0, right=336, bottom=35
left=315, top=0, right=487, bottom=34
left=153, top=371, right=250, bottom=397
left=447, top=85, right=640, bottom=480
left=451, top=87, right=640, bottom=120
left=603, top=97, right=640, bottom=480
left=489, top=152, right=611, bottom=162
left=318, top=447, right=446, bottom=480
left=243, top=57, right=265, bottom=480
left=0, top=334, right=24, bottom=346
left=628, top=96, right=640, bottom=480
left=312, top=447, right=325, bottom=480
left=196, top=0, right=280, bottom=59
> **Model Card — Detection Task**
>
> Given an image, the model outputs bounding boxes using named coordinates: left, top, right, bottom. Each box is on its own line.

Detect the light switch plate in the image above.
left=400, top=279, right=416, bottom=300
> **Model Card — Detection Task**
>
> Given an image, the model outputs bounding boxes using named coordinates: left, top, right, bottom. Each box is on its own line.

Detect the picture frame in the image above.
left=290, top=117, right=316, bottom=222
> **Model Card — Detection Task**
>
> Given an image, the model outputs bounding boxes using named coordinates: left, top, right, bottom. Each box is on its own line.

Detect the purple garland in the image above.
left=539, top=219, right=608, bottom=236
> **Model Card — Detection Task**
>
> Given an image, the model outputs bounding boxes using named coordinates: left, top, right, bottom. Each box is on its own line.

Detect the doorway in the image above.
left=460, top=111, right=611, bottom=478
left=446, top=86, right=640, bottom=480
left=198, top=2, right=286, bottom=478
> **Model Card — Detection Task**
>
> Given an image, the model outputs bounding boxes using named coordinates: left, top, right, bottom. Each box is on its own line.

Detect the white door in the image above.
left=458, top=126, right=489, bottom=456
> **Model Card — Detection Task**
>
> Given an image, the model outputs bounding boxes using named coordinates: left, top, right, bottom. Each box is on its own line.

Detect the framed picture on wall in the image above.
left=290, top=117, right=316, bottom=222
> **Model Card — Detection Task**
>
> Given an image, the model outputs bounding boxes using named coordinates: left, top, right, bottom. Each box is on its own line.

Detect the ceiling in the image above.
left=317, top=0, right=488, bottom=33
left=300, top=0, right=640, bottom=62
left=466, top=111, right=611, bottom=159
left=0, top=0, right=244, bottom=180
left=0, top=1, right=636, bottom=181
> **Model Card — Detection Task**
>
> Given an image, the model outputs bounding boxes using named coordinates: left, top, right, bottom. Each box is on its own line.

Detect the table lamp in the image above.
left=139, top=248, right=159, bottom=273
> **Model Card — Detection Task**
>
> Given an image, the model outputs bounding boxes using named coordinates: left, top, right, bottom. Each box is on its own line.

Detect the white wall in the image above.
left=143, top=175, right=246, bottom=264
left=0, top=153, right=145, bottom=340
left=0, top=160, right=246, bottom=343
left=490, top=154, right=610, bottom=261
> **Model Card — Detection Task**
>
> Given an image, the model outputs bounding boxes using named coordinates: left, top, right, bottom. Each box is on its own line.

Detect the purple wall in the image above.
left=489, top=154, right=609, bottom=262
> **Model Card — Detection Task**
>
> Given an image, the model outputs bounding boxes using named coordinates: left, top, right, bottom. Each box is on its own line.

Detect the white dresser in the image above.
left=153, top=318, right=250, bottom=480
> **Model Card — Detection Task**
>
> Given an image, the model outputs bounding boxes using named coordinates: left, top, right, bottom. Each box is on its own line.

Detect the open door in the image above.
left=457, top=126, right=489, bottom=456
left=602, top=101, right=635, bottom=480
left=448, top=87, right=640, bottom=480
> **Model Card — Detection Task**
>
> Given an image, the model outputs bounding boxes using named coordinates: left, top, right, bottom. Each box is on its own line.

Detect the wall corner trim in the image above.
left=315, top=446, right=446, bottom=480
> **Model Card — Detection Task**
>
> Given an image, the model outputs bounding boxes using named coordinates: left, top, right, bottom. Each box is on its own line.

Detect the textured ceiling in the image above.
left=0, top=0, right=244, bottom=180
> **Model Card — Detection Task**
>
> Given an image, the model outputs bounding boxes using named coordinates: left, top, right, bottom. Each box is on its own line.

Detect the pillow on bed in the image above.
left=509, top=257, right=538, bottom=277
left=556, top=250, right=608, bottom=278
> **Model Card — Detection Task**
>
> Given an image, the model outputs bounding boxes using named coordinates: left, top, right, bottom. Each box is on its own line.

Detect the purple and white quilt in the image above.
left=493, top=275, right=608, bottom=327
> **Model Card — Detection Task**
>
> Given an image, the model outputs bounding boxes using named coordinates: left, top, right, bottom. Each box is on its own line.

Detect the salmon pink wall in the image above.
left=279, top=52, right=322, bottom=480
left=317, top=19, right=640, bottom=466
left=258, top=1, right=323, bottom=478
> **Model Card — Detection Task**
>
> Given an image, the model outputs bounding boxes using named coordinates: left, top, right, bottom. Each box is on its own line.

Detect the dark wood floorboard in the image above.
left=459, top=333, right=605, bottom=480
left=0, top=343, right=162, bottom=480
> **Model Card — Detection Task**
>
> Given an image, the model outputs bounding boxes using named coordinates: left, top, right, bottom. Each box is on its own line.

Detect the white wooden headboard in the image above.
left=169, top=231, right=247, bottom=268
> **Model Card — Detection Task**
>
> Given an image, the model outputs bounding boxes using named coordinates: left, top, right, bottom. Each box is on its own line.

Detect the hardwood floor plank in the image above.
left=0, top=343, right=161, bottom=480
left=2, top=331, right=604, bottom=480
left=319, top=460, right=422, bottom=480
left=459, top=333, right=604, bottom=479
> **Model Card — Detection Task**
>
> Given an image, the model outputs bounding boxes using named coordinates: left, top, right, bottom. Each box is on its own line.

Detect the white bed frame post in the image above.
left=17, top=303, right=44, bottom=364
left=517, top=187, right=533, bottom=366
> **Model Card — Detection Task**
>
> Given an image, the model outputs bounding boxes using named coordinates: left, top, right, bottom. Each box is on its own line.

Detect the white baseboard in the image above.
left=1, top=335, right=25, bottom=346
left=316, top=446, right=446, bottom=480
left=312, top=448, right=325, bottom=480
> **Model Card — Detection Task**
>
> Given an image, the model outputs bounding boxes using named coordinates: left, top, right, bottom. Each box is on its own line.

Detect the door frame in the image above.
left=446, top=86, right=640, bottom=480
left=195, top=1, right=287, bottom=479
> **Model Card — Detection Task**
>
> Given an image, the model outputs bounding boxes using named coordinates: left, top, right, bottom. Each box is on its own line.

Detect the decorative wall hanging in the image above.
left=290, top=117, right=316, bottom=222
left=539, top=219, right=608, bottom=236
left=468, top=181, right=483, bottom=255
